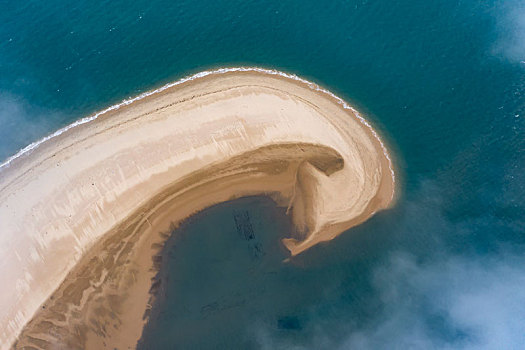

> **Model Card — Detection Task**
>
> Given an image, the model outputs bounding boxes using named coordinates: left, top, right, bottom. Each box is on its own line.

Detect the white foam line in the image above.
left=0, top=67, right=395, bottom=194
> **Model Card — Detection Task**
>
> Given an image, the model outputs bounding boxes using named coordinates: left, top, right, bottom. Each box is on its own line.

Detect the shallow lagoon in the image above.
left=139, top=196, right=398, bottom=348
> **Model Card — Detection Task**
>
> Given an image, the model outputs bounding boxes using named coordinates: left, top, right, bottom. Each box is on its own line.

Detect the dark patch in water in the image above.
left=277, top=316, right=302, bottom=330
left=138, top=196, right=296, bottom=349
left=234, top=210, right=265, bottom=259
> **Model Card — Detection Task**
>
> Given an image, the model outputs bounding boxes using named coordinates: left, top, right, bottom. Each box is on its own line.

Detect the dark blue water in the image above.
left=1, top=0, right=524, bottom=348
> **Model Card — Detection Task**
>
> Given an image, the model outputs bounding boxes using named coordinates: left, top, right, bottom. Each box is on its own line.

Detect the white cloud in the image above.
left=0, top=93, right=62, bottom=163
left=340, top=252, right=525, bottom=350
left=493, top=2, right=525, bottom=62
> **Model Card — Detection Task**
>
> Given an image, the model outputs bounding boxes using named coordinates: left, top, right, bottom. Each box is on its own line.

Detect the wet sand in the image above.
left=0, top=69, right=395, bottom=349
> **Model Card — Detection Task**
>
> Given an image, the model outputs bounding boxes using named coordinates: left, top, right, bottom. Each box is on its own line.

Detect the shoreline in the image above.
left=1, top=69, right=395, bottom=349
left=0, top=67, right=395, bottom=188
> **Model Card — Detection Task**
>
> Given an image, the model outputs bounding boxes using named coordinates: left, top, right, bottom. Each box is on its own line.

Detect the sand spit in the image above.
left=0, top=69, right=395, bottom=349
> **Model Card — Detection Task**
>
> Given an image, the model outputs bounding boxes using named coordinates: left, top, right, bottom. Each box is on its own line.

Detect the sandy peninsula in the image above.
left=0, top=68, right=395, bottom=349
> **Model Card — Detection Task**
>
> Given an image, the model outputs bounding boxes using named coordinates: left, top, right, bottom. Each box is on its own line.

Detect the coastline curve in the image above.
left=0, top=69, right=395, bottom=349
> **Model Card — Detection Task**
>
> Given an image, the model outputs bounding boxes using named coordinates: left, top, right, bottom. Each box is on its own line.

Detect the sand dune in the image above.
left=0, top=68, right=394, bottom=349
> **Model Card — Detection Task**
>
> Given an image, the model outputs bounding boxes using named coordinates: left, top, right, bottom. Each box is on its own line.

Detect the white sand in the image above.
left=0, top=69, right=394, bottom=349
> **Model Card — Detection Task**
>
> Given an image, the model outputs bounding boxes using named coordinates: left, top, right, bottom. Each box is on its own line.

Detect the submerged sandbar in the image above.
left=0, top=68, right=395, bottom=349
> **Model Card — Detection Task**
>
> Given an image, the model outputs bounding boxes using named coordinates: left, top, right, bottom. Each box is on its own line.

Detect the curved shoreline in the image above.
left=0, top=67, right=395, bottom=188
left=1, top=69, right=395, bottom=349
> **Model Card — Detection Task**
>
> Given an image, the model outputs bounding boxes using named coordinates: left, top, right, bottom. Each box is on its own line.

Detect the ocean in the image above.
left=1, top=0, right=524, bottom=348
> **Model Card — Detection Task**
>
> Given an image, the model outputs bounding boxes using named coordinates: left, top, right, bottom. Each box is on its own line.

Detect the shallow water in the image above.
left=1, top=0, right=525, bottom=348
left=139, top=197, right=295, bottom=348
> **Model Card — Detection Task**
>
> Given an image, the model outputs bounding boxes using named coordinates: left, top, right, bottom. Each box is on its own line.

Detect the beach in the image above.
left=0, top=69, right=394, bottom=349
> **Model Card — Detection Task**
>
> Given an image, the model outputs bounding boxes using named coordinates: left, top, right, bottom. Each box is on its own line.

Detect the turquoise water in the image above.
left=1, top=0, right=525, bottom=348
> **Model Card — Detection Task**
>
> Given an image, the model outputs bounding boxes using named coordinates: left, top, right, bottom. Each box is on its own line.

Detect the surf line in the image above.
left=0, top=67, right=395, bottom=195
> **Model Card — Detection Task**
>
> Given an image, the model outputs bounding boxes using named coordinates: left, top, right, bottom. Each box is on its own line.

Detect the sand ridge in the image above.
left=0, top=69, right=395, bottom=349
